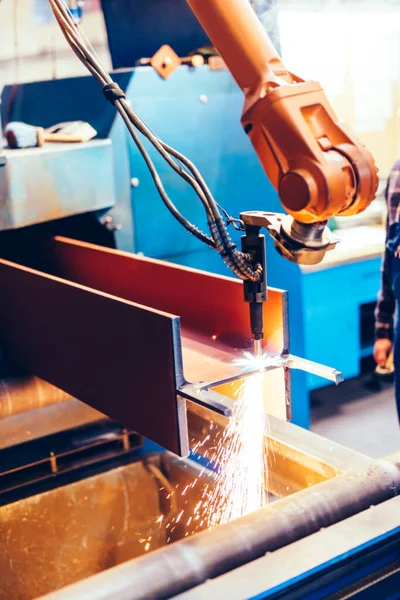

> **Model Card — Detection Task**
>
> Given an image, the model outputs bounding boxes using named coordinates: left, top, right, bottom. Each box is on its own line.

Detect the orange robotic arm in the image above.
left=186, top=0, right=378, bottom=239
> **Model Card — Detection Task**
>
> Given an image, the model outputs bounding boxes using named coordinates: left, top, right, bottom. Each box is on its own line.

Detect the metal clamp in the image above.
left=240, top=211, right=337, bottom=265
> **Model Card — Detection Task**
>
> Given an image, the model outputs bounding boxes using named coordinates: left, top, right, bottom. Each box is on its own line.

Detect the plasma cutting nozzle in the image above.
left=253, top=337, right=263, bottom=358
left=241, top=226, right=267, bottom=357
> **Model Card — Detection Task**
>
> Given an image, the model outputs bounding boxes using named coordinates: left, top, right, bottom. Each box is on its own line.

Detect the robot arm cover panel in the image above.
left=186, top=0, right=378, bottom=224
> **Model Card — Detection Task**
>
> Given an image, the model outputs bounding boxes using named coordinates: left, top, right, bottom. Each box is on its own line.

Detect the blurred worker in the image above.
left=374, top=160, right=400, bottom=421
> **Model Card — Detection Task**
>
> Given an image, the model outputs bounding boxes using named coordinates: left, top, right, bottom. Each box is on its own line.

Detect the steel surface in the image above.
left=0, top=376, right=71, bottom=419
left=43, top=237, right=291, bottom=420
left=0, top=398, right=105, bottom=452
left=0, top=454, right=209, bottom=600
left=174, top=497, right=400, bottom=599
left=0, top=141, right=115, bottom=230
left=0, top=237, right=289, bottom=454
left=45, top=237, right=288, bottom=356
left=37, top=453, right=400, bottom=600
left=0, top=236, right=346, bottom=456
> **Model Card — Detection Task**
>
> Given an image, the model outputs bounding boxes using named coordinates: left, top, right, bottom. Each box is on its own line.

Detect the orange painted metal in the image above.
left=46, top=237, right=290, bottom=420
left=0, top=257, right=186, bottom=456
left=186, top=0, right=378, bottom=223
left=46, top=237, right=287, bottom=359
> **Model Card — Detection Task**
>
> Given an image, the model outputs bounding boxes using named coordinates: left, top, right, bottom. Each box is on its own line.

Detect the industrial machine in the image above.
left=0, top=1, right=399, bottom=599
left=47, top=0, right=378, bottom=352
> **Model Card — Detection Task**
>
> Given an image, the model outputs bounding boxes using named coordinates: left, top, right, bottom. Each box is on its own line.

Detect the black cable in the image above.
left=48, top=0, right=262, bottom=282
left=121, top=101, right=259, bottom=280
left=115, top=101, right=215, bottom=248
left=120, top=99, right=214, bottom=220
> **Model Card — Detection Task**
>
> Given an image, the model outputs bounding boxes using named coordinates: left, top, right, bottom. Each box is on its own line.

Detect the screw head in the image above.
left=131, top=177, right=140, bottom=187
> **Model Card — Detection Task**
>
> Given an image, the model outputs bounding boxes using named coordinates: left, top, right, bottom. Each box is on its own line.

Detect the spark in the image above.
left=136, top=359, right=269, bottom=555
left=233, top=351, right=267, bottom=372
left=200, top=372, right=268, bottom=527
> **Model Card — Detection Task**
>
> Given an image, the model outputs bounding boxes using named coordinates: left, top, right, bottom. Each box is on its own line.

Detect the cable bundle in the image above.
left=48, top=0, right=262, bottom=282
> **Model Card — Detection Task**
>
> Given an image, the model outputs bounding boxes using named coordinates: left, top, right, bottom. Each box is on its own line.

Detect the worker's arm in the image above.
left=374, top=168, right=400, bottom=365
left=374, top=239, right=394, bottom=366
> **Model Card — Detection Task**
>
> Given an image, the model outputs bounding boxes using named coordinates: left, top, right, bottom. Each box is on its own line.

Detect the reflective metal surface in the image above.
left=0, top=377, right=70, bottom=420
left=0, top=414, right=373, bottom=599
left=175, top=495, right=400, bottom=599
left=0, top=397, right=103, bottom=452
left=0, top=455, right=207, bottom=600
left=0, top=141, right=115, bottom=230
left=38, top=453, right=400, bottom=600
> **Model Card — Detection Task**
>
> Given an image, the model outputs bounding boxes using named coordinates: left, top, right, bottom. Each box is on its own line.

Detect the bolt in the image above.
left=200, top=95, right=208, bottom=104
left=162, top=56, right=172, bottom=69
left=102, top=215, right=122, bottom=231
left=131, top=177, right=140, bottom=187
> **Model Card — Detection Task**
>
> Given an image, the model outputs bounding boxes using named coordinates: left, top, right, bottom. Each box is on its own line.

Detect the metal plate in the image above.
left=0, top=257, right=187, bottom=456
left=45, top=236, right=288, bottom=356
